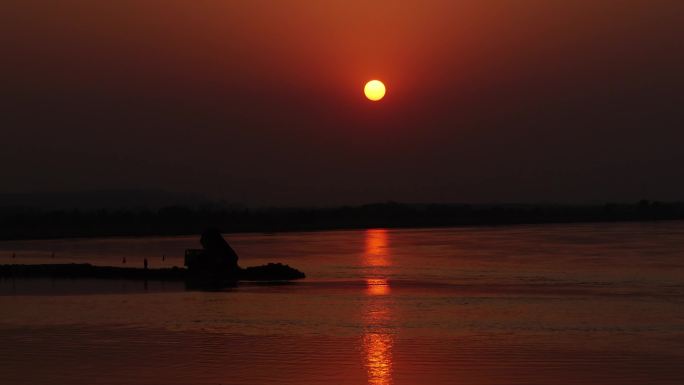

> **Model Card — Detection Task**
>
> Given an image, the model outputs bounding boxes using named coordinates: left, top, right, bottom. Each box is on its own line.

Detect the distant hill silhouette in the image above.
left=1, top=200, right=683, bottom=240
left=0, top=189, right=208, bottom=210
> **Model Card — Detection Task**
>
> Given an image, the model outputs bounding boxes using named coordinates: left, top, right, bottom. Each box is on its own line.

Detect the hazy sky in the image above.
left=2, top=1, right=684, bottom=205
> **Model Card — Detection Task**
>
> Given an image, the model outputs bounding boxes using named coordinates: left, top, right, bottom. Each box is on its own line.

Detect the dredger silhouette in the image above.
left=1, top=228, right=305, bottom=290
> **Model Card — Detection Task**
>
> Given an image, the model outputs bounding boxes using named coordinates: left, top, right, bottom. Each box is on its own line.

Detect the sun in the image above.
left=364, top=80, right=386, bottom=101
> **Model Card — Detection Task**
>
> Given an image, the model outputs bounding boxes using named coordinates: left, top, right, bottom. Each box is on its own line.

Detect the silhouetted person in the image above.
left=122, top=257, right=126, bottom=264
left=12, top=252, right=15, bottom=259
left=162, top=254, right=166, bottom=261
left=144, top=258, right=148, bottom=270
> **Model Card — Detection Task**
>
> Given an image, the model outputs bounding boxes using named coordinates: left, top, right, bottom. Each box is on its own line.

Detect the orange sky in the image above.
left=2, top=1, right=684, bottom=204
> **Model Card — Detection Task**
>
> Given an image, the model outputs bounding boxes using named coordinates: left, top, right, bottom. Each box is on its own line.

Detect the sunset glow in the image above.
left=3, top=1, right=684, bottom=384
left=364, top=80, right=386, bottom=101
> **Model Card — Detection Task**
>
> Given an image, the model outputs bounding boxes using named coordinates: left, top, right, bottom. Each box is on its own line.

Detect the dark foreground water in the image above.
left=1, top=222, right=683, bottom=384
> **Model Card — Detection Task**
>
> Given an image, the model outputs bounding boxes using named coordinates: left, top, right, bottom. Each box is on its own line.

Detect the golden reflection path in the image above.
left=362, top=229, right=394, bottom=385
left=365, top=229, right=390, bottom=267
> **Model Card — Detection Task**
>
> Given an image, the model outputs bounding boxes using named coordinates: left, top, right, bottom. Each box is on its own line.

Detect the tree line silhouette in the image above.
left=1, top=200, right=683, bottom=240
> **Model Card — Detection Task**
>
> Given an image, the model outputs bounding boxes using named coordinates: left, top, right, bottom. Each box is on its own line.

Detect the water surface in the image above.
left=1, top=222, right=683, bottom=384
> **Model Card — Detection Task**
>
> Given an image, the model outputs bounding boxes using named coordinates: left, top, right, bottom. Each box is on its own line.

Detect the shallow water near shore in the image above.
left=1, top=222, right=683, bottom=384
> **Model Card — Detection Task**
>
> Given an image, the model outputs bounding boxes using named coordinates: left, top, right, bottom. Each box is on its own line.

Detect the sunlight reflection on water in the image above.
left=363, top=229, right=394, bottom=385
left=1, top=223, right=684, bottom=384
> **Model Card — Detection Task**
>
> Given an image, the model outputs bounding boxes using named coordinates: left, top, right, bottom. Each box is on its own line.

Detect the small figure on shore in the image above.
left=162, top=254, right=166, bottom=262
left=122, top=257, right=126, bottom=264
left=12, top=252, right=16, bottom=259
left=144, top=258, right=148, bottom=270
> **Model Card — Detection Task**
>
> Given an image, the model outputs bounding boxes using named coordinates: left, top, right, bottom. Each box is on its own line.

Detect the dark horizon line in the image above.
left=1, top=200, right=683, bottom=242
left=0, top=187, right=681, bottom=211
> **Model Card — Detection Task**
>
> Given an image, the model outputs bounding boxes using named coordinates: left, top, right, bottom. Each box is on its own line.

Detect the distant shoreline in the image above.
left=1, top=201, right=683, bottom=241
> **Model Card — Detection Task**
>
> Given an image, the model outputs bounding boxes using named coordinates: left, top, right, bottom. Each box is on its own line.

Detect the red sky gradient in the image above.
left=2, top=1, right=684, bottom=205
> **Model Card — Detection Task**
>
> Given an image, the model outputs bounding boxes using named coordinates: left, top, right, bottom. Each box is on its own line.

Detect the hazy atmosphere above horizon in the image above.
left=3, top=1, right=684, bottom=205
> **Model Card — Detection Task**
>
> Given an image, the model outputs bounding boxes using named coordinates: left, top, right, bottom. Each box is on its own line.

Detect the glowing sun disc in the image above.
left=364, top=80, right=386, bottom=101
